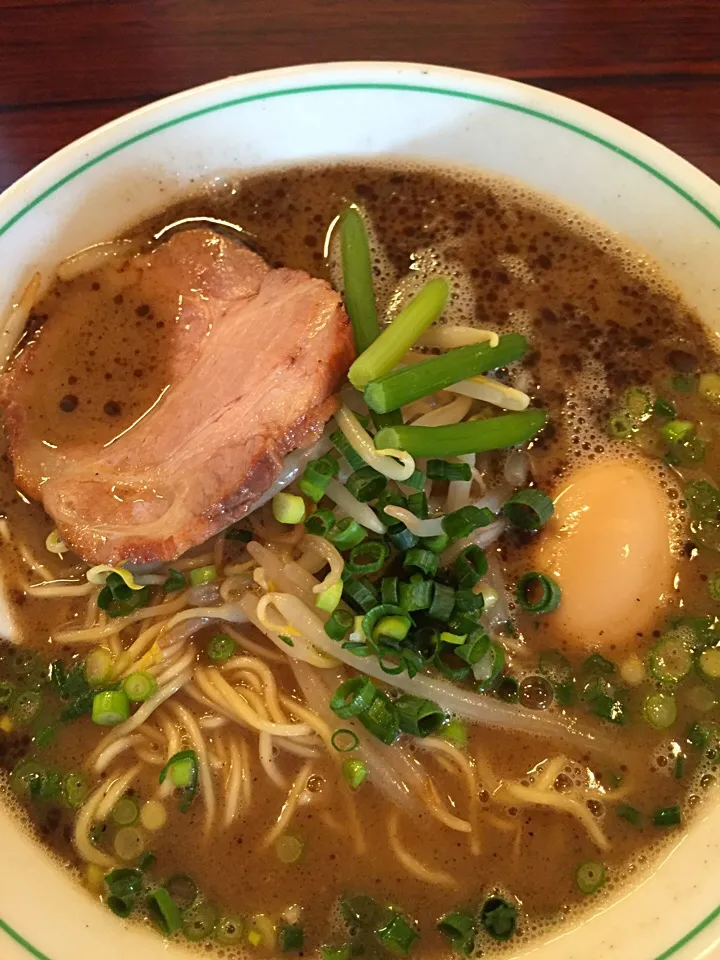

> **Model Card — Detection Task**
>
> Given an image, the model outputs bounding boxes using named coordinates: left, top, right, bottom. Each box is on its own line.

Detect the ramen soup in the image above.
left=1, top=163, right=719, bottom=959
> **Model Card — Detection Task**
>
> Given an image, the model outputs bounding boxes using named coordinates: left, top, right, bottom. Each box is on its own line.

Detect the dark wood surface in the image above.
left=1, top=0, right=718, bottom=192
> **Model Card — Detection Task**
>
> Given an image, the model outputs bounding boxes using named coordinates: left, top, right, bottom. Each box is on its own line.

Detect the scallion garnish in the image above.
left=423, top=532, right=450, bottom=553
left=388, top=524, right=418, bottom=551
left=395, top=694, right=445, bottom=737
left=328, top=517, right=368, bottom=550
left=363, top=332, right=527, bottom=412
left=480, top=897, right=517, bottom=942
left=279, top=923, right=305, bottom=953
left=189, top=564, right=217, bottom=586
left=342, top=757, right=368, bottom=790
left=299, top=455, right=340, bottom=502
left=325, top=609, right=354, bottom=642
left=347, top=466, right=387, bottom=503
left=381, top=577, right=399, bottom=605
left=207, top=633, right=236, bottom=663
left=653, top=805, right=681, bottom=827
left=346, top=540, right=390, bottom=575
left=316, top=579, right=344, bottom=614
left=342, top=576, right=379, bottom=612
left=427, top=459, right=472, bottom=481
left=122, top=671, right=157, bottom=703
left=349, top=278, right=449, bottom=389
left=403, top=548, right=439, bottom=578
left=63, top=772, right=89, bottom=808
left=112, top=795, right=140, bottom=826
left=442, top=504, right=495, bottom=541
left=404, top=468, right=426, bottom=490
left=437, top=911, right=475, bottom=955
left=163, top=568, right=185, bottom=593
left=516, top=572, right=561, bottom=613
left=11, top=690, right=43, bottom=725
left=406, top=491, right=428, bottom=519
left=643, top=691, right=677, bottom=729
left=183, top=901, right=219, bottom=942
left=398, top=579, right=433, bottom=612
left=146, top=887, right=182, bottom=935
left=617, top=803, right=642, bottom=826
left=159, top=750, right=199, bottom=812
left=455, top=544, right=488, bottom=588
left=502, top=488, right=554, bottom=531
left=330, top=428, right=366, bottom=470
left=91, top=690, right=130, bottom=727
left=375, top=912, right=419, bottom=955
left=428, top=582, right=455, bottom=621
left=304, top=508, right=336, bottom=537
left=331, top=728, right=359, bottom=752
left=98, top=572, right=150, bottom=618
left=272, top=492, right=306, bottom=525
left=576, top=861, right=606, bottom=895
left=330, top=677, right=377, bottom=719
left=375, top=409, right=547, bottom=458
left=340, top=206, right=380, bottom=353
left=359, top=691, right=400, bottom=744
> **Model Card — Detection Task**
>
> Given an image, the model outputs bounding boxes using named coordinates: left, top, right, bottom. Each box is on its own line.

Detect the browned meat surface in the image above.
left=0, top=229, right=354, bottom=564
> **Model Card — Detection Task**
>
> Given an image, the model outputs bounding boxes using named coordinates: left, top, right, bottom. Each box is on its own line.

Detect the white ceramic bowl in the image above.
left=0, top=62, right=719, bottom=960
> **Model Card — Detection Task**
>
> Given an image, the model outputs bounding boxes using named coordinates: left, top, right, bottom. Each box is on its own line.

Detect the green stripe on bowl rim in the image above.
left=0, top=79, right=718, bottom=960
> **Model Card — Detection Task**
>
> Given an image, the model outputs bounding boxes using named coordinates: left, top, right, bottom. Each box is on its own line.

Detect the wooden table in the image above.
left=1, top=0, right=718, bottom=192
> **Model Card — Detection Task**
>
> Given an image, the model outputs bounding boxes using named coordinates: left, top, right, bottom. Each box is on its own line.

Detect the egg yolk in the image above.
left=534, top=458, right=673, bottom=649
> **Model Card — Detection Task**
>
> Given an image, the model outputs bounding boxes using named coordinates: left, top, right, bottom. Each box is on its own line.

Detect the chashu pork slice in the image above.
left=1, top=229, right=355, bottom=564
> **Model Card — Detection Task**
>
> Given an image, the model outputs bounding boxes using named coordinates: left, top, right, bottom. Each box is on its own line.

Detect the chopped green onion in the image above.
left=328, top=517, right=368, bottom=550
left=576, top=861, right=606, bottom=895
left=359, top=691, right=399, bottom=744
left=381, top=577, right=399, bottom=605
left=442, top=504, right=495, bottom=541
left=388, top=524, right=418, bottom=551
left=437, top=911, right=476, bottom=955
left=395, top=695, right=445, bottom=737
left=375, top=615, right=411, bottom=641
left=279, top=635, right=295, bottom=647
left=64, top=772, right=89, bottom=807
left=617, top=803, right=642, bottom=826
left=698, top=372, right=720, bottom=404
left=189, top=564, right=217, bottom=586
left=165, top=873, right=199, bottom=910
left=279, top=923, right=305, bottom=952
left=342, top=757, right=368, bottom=789
left=643, top=691, right=677, bottom=729
left=653, top=396, right=676, bottom=419
left=331, top=728, right=359, bottom=752
left=349, top=278, right=449, bottom=389
left=91, top=690, right=130, bottom=727
left=9, top=759, right=45, bottom=799
left=347, top=466, right=387, bottom=503
left=340, top=206, right=380, bottom=353
left=453, top=588, right=485, bottom=618
left=272, top=492, right=306, bottom=525
left=621, top=385, right=654, bottom=421
left=159, top=750, right=199, bottom=812
left=207, top=634, right=235, bottom=663
left=107, top=895, right=133, bottom=918
left=216, top=916, right=244, bottom=944
left=316, top=579, right=344, bottom=614
left=330, top=428, right=366, bottom=470
left=364, top=332, right=527, bottom=412
left=346, top=540, right=390, bottom=575
left=403, top=548, right=439, bottom=577
left=698, top=646, right=720, bottom=681
left=324, top=609, right=354, bottom=642
left=105, top=867, right=144, bottom=899
left=375, top=409, right=546, bottom=458
left=183, top=901, right=219, bottom=942
left=404, top=468, right=426, bottom=490
left=299, top=455, right=339, bottom=502
left=423, top=532, right=450, bottom=553
left=707, top=573, right=720, bottom=602
left=343, top=576, right=379, bottom=612
left=516, top=572, right=561, bottom=613
left=398, top=579, right=433, bottom=612
left=427, top=459, right=472, bottom=481
left=406, top=491, right=428, bottom=519
left=375, top=912, right=419, bottom=955
left=122, top=671, right=157, bottom=702
left=473, top=639, right=506, bottom=689
left=455, top=544, right=488, bottom=588
left=163, top=568, right=186, bottom=592
left=98, top=572, right=150, bottom=618
left=674, top=753, right=685, bottom=779
left=660, top=419, right=695, bottom=445
left=653, top=805, right=681, bottom=827
left=648, top=631, right=694, bottom=684
left=85, top=647, right=113, bottom=686
left=146, top=887, right=183, bottom=935
left=539, top=650, right=573, bottom=684
left=320, top=945, right=352, bottom=960
left=305, top=508, right=336, bottom=537
left=429, top=582, right=455, bottom=621
left=330, top=677, right=377, bottom=719
left=340, top=895, right=380, bottom=927
left=480, top=897, right=517, bottom=942
left=0, top=678, right=14, bottom=706
left=112, top=796, right=140, bottom=826
left=502, top=488, right=554, bottom=531
left=497, top=676, right=520, bottom=702
left=11, top=690, right=43, bottom=725
left=441, top=718, right=468, bottom=749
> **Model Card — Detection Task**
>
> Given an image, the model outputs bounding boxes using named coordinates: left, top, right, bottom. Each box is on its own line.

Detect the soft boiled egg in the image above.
left=534, top=458, right=674, bottom=649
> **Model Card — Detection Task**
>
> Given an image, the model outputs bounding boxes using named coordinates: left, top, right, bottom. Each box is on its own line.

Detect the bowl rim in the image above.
left=0, top=59, right=719, bottom=960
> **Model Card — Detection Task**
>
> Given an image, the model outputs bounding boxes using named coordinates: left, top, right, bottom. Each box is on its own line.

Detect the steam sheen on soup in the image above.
left=0, top=163, right=718, bottom=958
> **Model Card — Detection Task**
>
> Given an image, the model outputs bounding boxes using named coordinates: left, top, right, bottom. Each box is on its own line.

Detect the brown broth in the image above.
left=0, top=162, right=719, bottom=958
